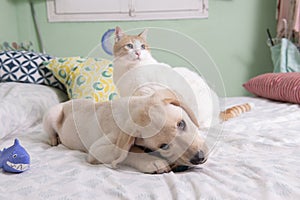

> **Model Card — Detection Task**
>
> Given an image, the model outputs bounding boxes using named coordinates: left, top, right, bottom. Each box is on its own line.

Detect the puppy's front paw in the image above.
left=49, top=136, right=58, bottom=146
left=145, top=159, right=171, bottom=174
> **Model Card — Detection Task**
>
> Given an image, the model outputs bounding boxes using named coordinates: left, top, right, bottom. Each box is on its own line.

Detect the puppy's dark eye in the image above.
left=160, top=143, right=169, bottom=150
left=126, top=43, right=134, bottom=49
left=177, top=120, right=186, bottom=130
left=141, top=44, right=146, bottom=49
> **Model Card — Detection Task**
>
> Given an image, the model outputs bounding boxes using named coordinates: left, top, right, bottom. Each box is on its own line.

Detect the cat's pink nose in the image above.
left=135, top=51, right=140, bottom=57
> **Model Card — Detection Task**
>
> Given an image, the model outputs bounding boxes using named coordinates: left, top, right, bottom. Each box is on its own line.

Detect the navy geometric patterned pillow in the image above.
left=0, top=51, right=65, bottom=91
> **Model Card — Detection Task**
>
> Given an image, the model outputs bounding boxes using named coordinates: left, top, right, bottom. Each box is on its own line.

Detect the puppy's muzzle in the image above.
left=190, top=150, right=207, bottom=165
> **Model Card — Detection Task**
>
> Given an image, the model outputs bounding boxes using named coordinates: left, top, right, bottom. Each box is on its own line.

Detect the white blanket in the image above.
left=0, top=83, right=299, bottom=199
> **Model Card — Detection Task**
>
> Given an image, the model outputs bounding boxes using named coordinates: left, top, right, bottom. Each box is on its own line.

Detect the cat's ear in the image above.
left=115, top=26, right=124, bottom=42
left=138, top=29, right=148, bottom=40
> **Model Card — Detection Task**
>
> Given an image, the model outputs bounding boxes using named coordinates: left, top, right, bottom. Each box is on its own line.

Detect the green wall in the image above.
left=0, top=0, right=19, bottom=42
left=2, top=0, right=277, bottom=96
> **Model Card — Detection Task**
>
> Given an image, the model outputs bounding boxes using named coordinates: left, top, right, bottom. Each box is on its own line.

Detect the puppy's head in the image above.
left=134, top=89, right=208, bottom=167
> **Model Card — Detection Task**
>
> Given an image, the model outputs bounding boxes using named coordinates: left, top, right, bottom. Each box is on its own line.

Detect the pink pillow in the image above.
left=243, top=72, right=300, bottom=104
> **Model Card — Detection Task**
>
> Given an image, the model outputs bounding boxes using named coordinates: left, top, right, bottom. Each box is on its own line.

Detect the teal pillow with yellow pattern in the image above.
left=44, top=57, right=119, bottom=102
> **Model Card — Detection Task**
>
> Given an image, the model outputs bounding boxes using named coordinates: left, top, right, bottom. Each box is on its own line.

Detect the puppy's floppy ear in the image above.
left=138, top=29, right=148, bottom=40
left=111, top=131, right=136, bottom=168
left=159, top=89, right=200, bottom=128
left=115, top=26, right=124, bottom=42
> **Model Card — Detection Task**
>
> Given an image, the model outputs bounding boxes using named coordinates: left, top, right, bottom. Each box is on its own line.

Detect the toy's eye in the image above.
left=141, top=44, right=146, bottom=49
left=13, top=154, right=17, bottom=158
left=160, top=143, right=169, bottom=150
left=126, top=43, right=134, bottom=49
left=177, top=120, right=186, bottom=130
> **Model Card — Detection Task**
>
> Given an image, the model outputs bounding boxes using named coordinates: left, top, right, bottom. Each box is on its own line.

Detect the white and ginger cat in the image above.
left=112, top=26, right=253, bottom=128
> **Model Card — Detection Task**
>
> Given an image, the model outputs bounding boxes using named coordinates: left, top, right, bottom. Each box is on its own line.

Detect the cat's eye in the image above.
left=141, top=44, right=146, bottom=49
left=126, top=43, right=134, bottom=49
left=160, top=143, right=170, bottom=150
left=177, top=120, right=186, bottom=130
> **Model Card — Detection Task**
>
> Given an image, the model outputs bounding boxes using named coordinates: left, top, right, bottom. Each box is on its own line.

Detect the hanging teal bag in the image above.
left=270, top=38, right=300, bottom=72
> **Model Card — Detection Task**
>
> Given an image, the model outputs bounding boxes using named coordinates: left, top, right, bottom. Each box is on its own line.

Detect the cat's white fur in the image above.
left=113, top=27, right=220, bottom=128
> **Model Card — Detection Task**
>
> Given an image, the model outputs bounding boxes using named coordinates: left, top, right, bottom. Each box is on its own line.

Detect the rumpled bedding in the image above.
left=0, top=82, right=67, bottom=139
left=0, top=83, right=299, bottom=200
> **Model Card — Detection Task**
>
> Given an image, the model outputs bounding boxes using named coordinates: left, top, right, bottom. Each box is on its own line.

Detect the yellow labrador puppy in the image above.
left=43, top=89, right=208, bottom=173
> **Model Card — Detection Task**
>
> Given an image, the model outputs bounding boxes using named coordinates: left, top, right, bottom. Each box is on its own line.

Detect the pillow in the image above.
left=243, top=72, right=300, bottom=104
left=0, top=82, right=68, bottom=139
left=44, top=57, right=119, bottom=102
left=0, top=50, right=65, bottom=91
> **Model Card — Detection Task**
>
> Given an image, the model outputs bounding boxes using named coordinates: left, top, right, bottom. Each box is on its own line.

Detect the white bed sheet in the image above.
left=0, top=94, right=299, bottom=199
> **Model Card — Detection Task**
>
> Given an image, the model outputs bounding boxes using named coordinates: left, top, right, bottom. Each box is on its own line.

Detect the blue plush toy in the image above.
left=0, top=139, right=30, bottom=173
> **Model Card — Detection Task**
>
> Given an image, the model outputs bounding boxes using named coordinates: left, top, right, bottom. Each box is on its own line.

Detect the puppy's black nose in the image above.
left=190, top=151, right=206, bottom=165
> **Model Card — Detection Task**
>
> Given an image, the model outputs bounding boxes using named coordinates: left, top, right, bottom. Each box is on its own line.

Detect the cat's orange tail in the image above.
left=220, top=103, right=254, bottom=121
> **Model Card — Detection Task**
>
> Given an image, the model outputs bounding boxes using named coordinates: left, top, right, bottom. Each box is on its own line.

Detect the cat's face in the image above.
left=113, top=27, right=152, bottom=63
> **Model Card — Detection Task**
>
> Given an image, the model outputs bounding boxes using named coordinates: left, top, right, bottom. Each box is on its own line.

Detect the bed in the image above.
left=0, top=81, right=299, bottom=200
left=0, top=50, right=299, bottom=199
